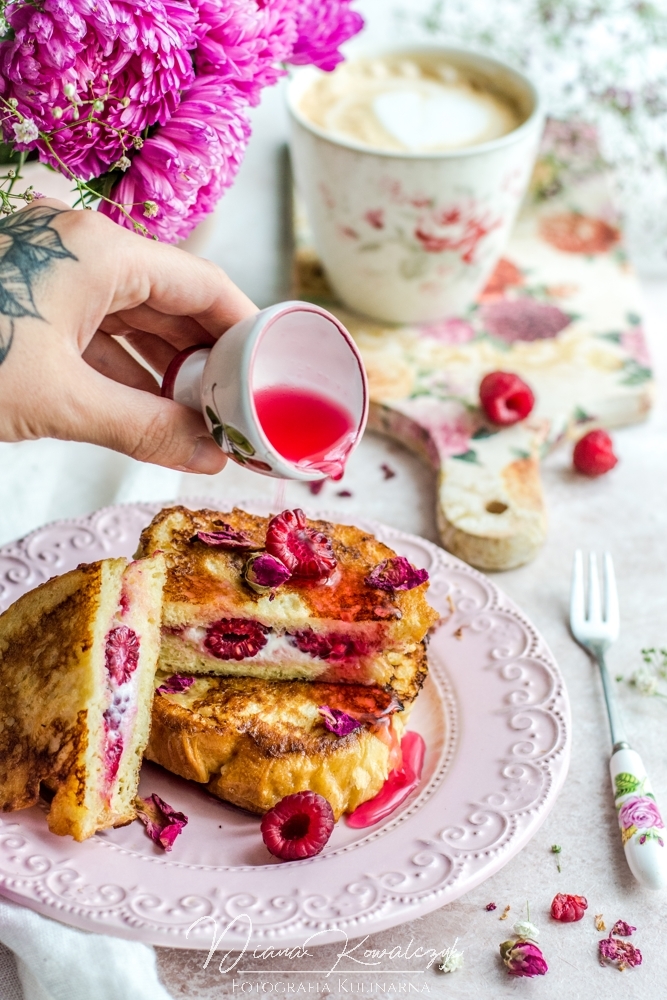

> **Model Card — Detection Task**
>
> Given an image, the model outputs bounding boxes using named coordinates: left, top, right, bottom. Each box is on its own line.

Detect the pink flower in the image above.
left=481, top=298, right=572, bottom=343
left=419, top=317, right=476, bottom=345
left=100, top=76, right=251, bottom=242
left=135, top=793, right=188, bottom=851
left=0, top=0, right=197, bottom=178
left=611, top=920, right=636, bottom=937
left=365, top=556, right=429, bottom=592
left=621, top=328, right=651, bottom=367
left=288, top=0, right=364, bottom=71
left=619, top=796, right=664, bottom=832
left=500, top=940, right=548, bottom=978
left=318, top=705, right=361, bottom=736
left=414, top=204, right=500, bottom=264
left=599, top=934, right=642, bottom=969
left=193, top=0, right=296, bottom=107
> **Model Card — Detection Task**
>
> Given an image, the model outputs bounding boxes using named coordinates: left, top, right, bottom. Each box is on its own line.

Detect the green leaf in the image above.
left=573, top=405, right=594, bottom=423
left=599, top=331, right=622, bottom=343
left=205, top=405, right=221, bottom=426
left=452, top=449, right=479, bottom=464
left=511, top=448, right=532, bottom=460
left=627, top=311, right=642, bottom=326
left=224, top=424, right=255, bottom=455
left=614, top=772, right=642, bottom=798
left=211, top=425, right=223, bottom=448
left=471, top=427, right=498, bottom=440
left=621, top=361, right=652, bottom=386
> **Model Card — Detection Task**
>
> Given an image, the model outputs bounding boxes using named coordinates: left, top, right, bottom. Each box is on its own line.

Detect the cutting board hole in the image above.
left=486, top=500, right=509, bottom=514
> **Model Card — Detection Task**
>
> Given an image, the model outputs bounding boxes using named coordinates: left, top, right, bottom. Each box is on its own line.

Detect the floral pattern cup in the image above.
left=288, top=46, right=544, bottom=324
left=161, top=301, right=368, bottom=480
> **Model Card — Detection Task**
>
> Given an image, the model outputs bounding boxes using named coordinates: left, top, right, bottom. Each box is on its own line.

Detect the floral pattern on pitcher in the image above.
left=614, top=772, right=665, bottom=848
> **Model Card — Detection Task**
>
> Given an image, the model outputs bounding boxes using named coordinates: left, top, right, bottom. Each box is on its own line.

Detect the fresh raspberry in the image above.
left=265, top=509, right=337, bottom=580
left=204, top=618, right=268, bottom=660
left=290, top=629, right=370, bottom=661
left=105, top=626, right=140, bottom=685
left=572, top=429, right=618, bottom=476
left=260, top=791, right=335, bottom=861
left=550, top=892, right=588, bottom=922
left=479, top=371, right=535, bottom=425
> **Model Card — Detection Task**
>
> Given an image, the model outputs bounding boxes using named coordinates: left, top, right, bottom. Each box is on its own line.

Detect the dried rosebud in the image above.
left=318, top=705, right=361, bottom=736
left=244, top=552, right=291, bottom=593
left=135, top=793, right=188, bottom=851
left=550, top=892, right=588, bottom=922
left=500, top=940, right=548, bottom=978
left=611, top=920, right=636, bottom=937
left=599, top=934, right=642, bottom=969
left=365, top=556, right=429, bottom=592
left=485, top=902, right=497, bottom=911
left=194, top=525, right=255, bottom=549
left=157, top=674, right=195, bottom=695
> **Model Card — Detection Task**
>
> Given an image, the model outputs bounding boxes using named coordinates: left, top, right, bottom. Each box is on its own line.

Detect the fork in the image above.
left=570, top=550, right=667, bottom=890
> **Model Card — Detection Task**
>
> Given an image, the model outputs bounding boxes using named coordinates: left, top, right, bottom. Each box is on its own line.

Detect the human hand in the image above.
left=0, top=199, right=257, bottom=472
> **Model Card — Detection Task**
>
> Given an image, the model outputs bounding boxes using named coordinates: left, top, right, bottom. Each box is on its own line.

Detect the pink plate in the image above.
left=0, top=499, right=570, bottom=949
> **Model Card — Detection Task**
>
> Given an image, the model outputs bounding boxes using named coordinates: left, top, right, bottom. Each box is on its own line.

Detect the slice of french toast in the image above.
left=135, top=506, right=438, bottom=703
left=0, top=554, right=165, bottom=841
left=147, top=673, right=410, bottom=820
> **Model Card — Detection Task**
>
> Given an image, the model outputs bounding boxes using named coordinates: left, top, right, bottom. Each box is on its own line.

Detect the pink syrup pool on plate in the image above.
left=346, top=731, right=426, bottom=829
left=254, top=385, right=356, bottom=480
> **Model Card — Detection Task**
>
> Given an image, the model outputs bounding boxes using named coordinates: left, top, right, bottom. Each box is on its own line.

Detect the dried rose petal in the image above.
left=194, top=525, right=255, bottom=549
left=318, top=705, right=361, bottom=736
left=599, top=934, right=642, bottom=969
left=135, top=793, right=188, bottom=852
left=485, top=902, right=497, bottom=912
left=611, top=920, right=636, bottom=937
left=244, top=552, right=291, bottom=593
left=157, top=675, right=195, bottom=695
left=550, top=892, right=588, bottom=922
left=499, top=940, right=548, bottom=978
left=381, top=463, right=396, bottom=480
left=365, top=556, right=429, bottom=592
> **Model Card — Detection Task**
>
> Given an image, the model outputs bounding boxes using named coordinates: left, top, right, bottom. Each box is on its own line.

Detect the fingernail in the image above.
left=184, top=437, right=225, bottom=474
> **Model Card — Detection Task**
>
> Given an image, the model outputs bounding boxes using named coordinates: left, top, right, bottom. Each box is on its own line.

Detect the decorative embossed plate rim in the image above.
left=0, top=498, right=570, bottom=948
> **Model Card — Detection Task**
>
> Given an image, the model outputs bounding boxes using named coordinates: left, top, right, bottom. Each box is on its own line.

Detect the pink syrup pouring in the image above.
left=345, top=731, right=426, bottom=829
left=254, top=385, right=357, bottom=480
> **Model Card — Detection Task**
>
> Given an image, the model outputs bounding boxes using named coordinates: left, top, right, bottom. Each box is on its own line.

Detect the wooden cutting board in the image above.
left=291, top=124, right=653, bottom=571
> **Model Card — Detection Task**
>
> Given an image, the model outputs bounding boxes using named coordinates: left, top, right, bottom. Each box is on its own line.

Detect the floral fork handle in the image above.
left=610, top=747, right=667, bottom=889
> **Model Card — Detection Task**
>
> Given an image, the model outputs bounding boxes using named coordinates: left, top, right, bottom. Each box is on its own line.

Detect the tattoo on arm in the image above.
left=0, top=206, right=77, bottom=365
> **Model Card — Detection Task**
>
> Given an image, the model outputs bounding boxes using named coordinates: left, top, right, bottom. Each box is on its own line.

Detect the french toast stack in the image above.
left=136, top=506, right=438, bottom=820
left=0, top=505, right=437, bottom=839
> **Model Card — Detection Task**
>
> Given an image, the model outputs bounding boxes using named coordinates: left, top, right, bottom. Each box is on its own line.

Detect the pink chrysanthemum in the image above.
left=99, top=76, right=251, bottom=242
left=288, top=0, right=364, bottom=71
left=194, top=0, right=296, bottom=106
left=0, top=0, right=197, bottom=178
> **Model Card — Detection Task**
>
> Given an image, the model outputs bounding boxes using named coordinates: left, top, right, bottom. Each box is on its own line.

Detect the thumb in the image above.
left=60, top=362, right=225, bottom=473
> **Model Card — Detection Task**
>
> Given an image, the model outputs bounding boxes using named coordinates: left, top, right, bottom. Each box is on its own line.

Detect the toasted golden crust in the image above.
left=147, top=675, right=409, bottom=819
left=136, top=506, right=438, bottom=698
left=0, top=561, right=120, bottom=833
left=0, top=555, right=166, bottom=841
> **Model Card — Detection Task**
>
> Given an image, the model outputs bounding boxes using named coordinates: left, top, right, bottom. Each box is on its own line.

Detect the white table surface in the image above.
left=2, top=81, right=667, bottom=999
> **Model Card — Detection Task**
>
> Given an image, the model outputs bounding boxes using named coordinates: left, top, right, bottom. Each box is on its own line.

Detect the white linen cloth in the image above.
left=0, top=899, right=174, bottom=1000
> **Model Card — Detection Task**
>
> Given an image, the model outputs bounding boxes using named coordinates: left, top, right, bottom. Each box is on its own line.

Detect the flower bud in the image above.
left=63, top=82, right=76, bottom=99
left=52, top=106, right=63, bottom=119
left=500, top=940, right=548, bottom=978
left=550, top=893, right=588, bottom=922
left=92, top=99, right=105, bottom=112
left=243, top=552, right=291, bottom=593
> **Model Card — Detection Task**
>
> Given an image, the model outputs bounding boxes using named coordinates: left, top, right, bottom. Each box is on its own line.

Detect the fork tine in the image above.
left=570, top=549, right=585, bottom=630
left=588, top=552, right=601, bottom=622
left=603, top=552, right=620, bottom=634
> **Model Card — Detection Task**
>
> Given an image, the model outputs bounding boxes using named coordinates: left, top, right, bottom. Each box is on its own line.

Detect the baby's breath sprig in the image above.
left=619, top=648, right=667, bottom=701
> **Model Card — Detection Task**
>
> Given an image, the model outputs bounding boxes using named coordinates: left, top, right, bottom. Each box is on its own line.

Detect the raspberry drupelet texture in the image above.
left=260, top=791, right=335, bottom=860
left=479, top=371, right=535, bottom=426
left=265, top=508, right=337, bottom=580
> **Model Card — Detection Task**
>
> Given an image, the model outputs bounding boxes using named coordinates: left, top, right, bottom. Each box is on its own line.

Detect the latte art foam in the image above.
left=299, top=55, right=523, bottom=153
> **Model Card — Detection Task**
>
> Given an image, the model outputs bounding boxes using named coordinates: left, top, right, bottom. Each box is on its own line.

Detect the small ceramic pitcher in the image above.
left=161, top=300, right=368, bottom=481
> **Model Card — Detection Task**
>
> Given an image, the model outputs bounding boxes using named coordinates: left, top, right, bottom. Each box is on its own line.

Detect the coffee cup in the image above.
left=161, top=301, right=368, bottom=481
left=287, top=46, right=543, bottom=324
